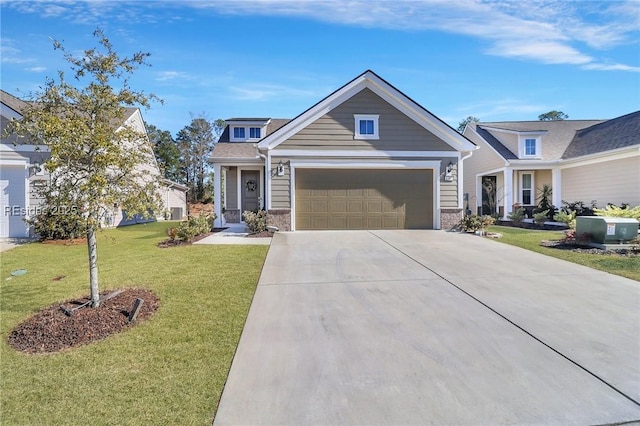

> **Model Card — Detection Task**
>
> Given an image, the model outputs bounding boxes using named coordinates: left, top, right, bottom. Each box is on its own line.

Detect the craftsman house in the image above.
left=211, top=70, right=477, bottom=231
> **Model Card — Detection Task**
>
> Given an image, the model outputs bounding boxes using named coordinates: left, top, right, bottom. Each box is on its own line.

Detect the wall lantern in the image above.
left=276, top=161, right=285, bottom=177
left=444, top=161, right=454, bottom=182
left=29, top=162, right=43, bottom=177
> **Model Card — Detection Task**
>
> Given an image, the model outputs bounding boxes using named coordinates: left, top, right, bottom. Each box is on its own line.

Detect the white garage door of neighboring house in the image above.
left=295, top=169, right=434, bottom=230
left=0, top=165, right=28, bottom=238
left=0, top=180, right=9, bottom=238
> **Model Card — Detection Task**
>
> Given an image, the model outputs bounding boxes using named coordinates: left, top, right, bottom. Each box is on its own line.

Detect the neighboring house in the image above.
left=211, top=70, right=477, bottom=231
left=0, top=89, right=187, bottom=238
left=462, top=112, right=640, bottom=219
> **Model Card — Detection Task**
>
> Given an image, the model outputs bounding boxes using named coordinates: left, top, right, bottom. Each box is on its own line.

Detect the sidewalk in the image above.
left=193, top=223, right=272, bottom=246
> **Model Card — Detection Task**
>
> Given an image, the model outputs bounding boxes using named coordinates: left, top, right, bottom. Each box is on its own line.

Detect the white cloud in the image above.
left=190, top=0, right=639, bottom=71
left=457, top=99, right=551, bottom=120
left=25, top=66, right=47, bottom=72
left=156, top=71, right=189, bottom=81
left=4, top=0, right=638, bottom=71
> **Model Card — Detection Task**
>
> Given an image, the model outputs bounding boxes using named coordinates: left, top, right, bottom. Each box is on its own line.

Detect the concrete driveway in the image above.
left=214, top=230, right=640, bottom=425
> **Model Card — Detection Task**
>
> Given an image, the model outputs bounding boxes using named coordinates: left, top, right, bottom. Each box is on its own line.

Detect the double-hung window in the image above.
left=249, top=127, right=261, bottom=139
left=233, top=127, right=245, bottom=139
left=354, top=114, right=379, bottom=139
left=524, top=138, right=537, bottom=156
left=520, top=172, right=534, bottom=205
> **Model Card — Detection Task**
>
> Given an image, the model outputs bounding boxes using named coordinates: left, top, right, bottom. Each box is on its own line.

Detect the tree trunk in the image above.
left=87, top=225, right=100, bottom=307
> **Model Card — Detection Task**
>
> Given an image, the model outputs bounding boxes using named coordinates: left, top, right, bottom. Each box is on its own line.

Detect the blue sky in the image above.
left=1, top=0, right=639, bottom=137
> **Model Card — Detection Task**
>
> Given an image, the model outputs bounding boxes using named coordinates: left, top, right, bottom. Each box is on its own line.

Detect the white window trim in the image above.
left=518, top=171, right=535, bottom=205
left=230, top=125, right=267, bottom=142
left=354, top=114, right=379, bottom=140
left=519, top=136, right=541, bottom=159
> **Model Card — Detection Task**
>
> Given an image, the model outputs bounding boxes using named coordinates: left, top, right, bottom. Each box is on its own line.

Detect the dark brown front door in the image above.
left=241, top=171, right=260, bottom=212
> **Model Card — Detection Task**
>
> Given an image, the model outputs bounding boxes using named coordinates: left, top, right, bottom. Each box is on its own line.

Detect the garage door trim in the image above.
left=290, top=160, right=441, bottom=231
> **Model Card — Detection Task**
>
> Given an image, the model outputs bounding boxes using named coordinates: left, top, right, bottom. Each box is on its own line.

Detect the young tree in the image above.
left=457, top=116, right=479, bottom=133
left=176, top=116, right=224, bottom=202
left=148, top=123, right=181, bottom=182
left=6, top=30, right=162, bottom=307
left=538, top=110, right=569, bottom=121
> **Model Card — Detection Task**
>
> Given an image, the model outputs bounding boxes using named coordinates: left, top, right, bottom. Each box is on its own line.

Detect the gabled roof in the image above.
left=563, top=111, right=640, bottom=159
left=257, top=70, right=477, bottom=152
left=473, top=125, right=518, bottom=160
left=471, top=119, right=603, bottom=161
left=0, top=90, right=29, bottom=115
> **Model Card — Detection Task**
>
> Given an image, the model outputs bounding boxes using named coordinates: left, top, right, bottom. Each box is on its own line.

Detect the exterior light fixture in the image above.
left=444, top=161, right=454, bottom=182
left=276, top=161, right=285, bottom=177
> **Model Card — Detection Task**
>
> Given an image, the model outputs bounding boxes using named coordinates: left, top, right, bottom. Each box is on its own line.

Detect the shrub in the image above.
left=458, top=214, right=495, bottom=233
left=508, top=207, right=526, bottom=226
left=560, top=200, right=597, bottom=216
left=243, top=210, right=267, bottom=233
left=534, top=184, right=556, bottom=220
left=594, top=204, right=640, bottom=221
left=554, top=210, right=576, bottom=229
left=167, top=214, right=214, bottom=242
left=26, top=207, right=87, bottom=240
left=533, top=210, right=549, bottom=226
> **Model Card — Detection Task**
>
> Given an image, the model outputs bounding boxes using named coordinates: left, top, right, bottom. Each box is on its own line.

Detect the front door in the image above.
left=241, top=171, right=260, bottom=212
left=481, top=176, right=497, bottom=216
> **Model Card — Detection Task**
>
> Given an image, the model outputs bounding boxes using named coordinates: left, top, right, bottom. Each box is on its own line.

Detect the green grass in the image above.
left=488, top=225, right=640, bottom=282
left=0, top=222, right=268, bottom=425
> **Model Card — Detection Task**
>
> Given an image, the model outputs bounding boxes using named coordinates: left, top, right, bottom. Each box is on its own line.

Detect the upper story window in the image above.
left=233, top=127, right=246, bottom=139
left=249, top=127, right=261, bottom=139
left=230, top=124, right=266, bottom=142
left=354, top=114, right=379, bottom=140
left=519, top=136, right=541, bottom=158
left=524, top=138, right=536, bottom=156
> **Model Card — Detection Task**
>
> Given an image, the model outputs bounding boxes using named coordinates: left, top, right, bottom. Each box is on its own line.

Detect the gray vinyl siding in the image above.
left=278, top=88, right=455, bottom=152
left=562, top=156, right=640, bottom=206
left=440, top=161, right=458, bottom=208
left=226, top=166, right=238, bottom=209
left=270, top=159, right=291, bottom=209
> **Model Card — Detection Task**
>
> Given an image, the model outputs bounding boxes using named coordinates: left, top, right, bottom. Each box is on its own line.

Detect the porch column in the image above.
left=213, top=163, right=223, bottom=228
left=503, top=168, right=513, bottom=220
left=551, top=167, right=562, bottom=208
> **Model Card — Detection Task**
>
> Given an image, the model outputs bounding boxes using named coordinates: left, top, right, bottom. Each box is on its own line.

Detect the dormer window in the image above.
left=354, top=114, right=379, bottom=140
left=519, top=135, right=541, bottom=158
left=229, top=121, right=268, bottom=142
left=233, top=127, right=246, bottom=139
left=249, top=127, right=261, bottom=139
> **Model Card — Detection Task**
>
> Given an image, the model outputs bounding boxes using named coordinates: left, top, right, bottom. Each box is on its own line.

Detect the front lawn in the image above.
left=488, top=225, right=640, bottom=282
left=0, top=222, right=268, bottom=425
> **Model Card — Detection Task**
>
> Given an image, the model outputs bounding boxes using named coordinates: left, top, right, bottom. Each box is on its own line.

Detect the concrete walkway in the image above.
left=214, top=230, right=640, bottom=425
left=193, top=223, right=271, bottom=245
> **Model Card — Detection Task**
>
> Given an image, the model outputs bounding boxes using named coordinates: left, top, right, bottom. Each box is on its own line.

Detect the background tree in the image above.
left=457, top=116, right=479, bottom=133
left=538, top=110, right=568, bottom=121
left=176, top=116, right=224, bottom=203
left=7, top=30, right=162, bottom=307
left=147, top=123, right=181, bottom=181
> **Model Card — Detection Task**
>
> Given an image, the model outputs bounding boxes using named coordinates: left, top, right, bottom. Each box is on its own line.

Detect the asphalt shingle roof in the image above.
left=474, top=119, right=604, bottom=161
left=213, top=118, right=291, bottom=159
left=562, top=111, right=640, bottom=159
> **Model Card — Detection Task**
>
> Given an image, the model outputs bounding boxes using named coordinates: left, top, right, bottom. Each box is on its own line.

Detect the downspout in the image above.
left=458, top=150, right=475, bottom=215
left=258, top=150, right=268, bottom=211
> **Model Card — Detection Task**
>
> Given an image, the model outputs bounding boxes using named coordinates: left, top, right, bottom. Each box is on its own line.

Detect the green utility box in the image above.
left=576, top=216, right=639, bottom=244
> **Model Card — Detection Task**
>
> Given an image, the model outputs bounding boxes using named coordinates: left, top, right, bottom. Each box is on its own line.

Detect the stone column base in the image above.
left=440, top=208, right=463, bottom=230
left=267, top=209, right=291, bottom=231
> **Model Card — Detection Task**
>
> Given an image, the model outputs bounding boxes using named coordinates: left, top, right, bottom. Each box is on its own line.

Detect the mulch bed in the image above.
left=541, top=240, right=640, bottom=257
left=7, top=288, right=160, bottom=354
left=247, top=230, right=274, bottom=238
